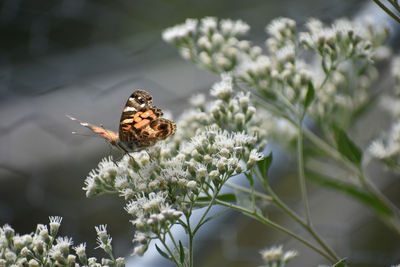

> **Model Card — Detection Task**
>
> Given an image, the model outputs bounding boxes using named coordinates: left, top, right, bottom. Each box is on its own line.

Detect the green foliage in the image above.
left=331, top=124, right=362, bottom=166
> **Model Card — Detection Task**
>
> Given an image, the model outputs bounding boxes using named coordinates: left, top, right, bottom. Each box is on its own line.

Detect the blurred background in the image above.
left=1, top=0, right=399, bottom=266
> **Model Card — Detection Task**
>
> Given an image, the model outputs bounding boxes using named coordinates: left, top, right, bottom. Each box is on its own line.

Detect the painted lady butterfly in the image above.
left=67, top=90, right=176, bottom=153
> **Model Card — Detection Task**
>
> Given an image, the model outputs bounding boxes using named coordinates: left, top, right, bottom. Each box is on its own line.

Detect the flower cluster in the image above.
left=368, top=120, right=400, bottom=170
left=84, top=73, right=267, bottom=256
left=259, top=245, right=297, bottom=267
left=299, top=18, right=389, bottom=127
left=0, top=217, right=124, bottom=267
left=368, top=54, right=400, bottom=172
left=165, top=16, right=389, bottom=132
left=162, top=17, right=256, bottom=73
left=237, top=17, right=389, bottom=128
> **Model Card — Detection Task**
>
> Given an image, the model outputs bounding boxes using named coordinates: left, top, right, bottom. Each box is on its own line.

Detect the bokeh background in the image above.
left=1, top=0, right=399, bottom=266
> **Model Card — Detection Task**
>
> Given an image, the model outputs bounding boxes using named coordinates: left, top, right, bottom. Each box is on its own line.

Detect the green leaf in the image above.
left=245, top=172, right=254, bottom=187
left=179, top=241, right=185, bottom=264
left=197, top=196, right=211, bottom=202
left=257, top=152, right=273, bottom=179
left=216, top=193, right=236, bottom=202
left=331, top=124, right=362, bottom=166
left=308, top=172, right=392, bottom=216
left=197, top=193, right=236, bottom=203
left=304, top=80, right=315, bottom=110
left=155, top=244, right=170, bottom=260
left=333, top=258, right=347, bottom=267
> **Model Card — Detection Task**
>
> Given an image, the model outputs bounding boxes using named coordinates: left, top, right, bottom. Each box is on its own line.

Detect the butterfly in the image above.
left=67, top=90, right=176, bottom=153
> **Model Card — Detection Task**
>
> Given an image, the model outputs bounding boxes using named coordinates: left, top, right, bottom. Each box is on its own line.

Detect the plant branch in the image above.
left=253, top=171, right=339, bottom=261
left=372, top=0, right=400, bottom=24
left=224, top=182, right=274, bottom=202
left=297, top=116, right=312, bottom=225
left=215, top=199, right=337, bottom=263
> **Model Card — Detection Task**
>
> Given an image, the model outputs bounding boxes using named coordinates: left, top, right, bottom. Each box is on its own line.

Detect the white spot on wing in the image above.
left=81, top=122, right=89, bottom=126
left=124, top=106, right=137, bottom=112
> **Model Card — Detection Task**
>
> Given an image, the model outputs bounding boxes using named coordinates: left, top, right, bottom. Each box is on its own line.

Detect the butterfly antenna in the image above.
left=66, top=114, right=83, bottom=124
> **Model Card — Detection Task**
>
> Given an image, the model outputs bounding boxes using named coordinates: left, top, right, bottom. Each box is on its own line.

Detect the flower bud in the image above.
left=187, top=180, right=197, bottom=190
left=209, top=170, right=220, bottom=179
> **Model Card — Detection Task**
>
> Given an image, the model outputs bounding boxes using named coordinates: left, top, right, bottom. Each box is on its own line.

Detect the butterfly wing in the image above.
left=119, top=90, right=153, bottom=142
left=66, top=115, right=119, bottom=145
left=118, top=90, right=176, bottom=150
left=135, top=118, right=177, bottom=147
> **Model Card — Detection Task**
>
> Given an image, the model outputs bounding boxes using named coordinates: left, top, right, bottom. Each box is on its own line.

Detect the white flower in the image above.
left=228, top=157, right=239, bottom=169
left=209, top=170, right=220, bottom=179
left=56, top=236, right=73, bottom=253
left=197, top=36, right=212, bottom=50
left=248, top=149, right=264, bottom=164
left=162, top=18, right=198, bottom=43
left=212, top=32, right=224, bottom=44
left=392, top=56, right=400, bottom=80
left=276, top=45, right=296, bottom=63
left=28, top=259, right=39, bottom=267
left=266, top=17, right=296, bottom=40
left=74, top=243, right=86, bottom=257
left=305, top=18, right=323, bottom=35
left=12, top=236, right=24, bottom=248
left=215, top=53, right=231, bottom=69
left=237, top=55, right=271, bottom=79
left=186, top=180, right=197, bottom=190
left=190, top=94, right=206, bottom=108
left=133, top=232, right=147, bottom=244
left=95, top=225, right=108, bottom=240
left=282, top=250, right=298, bottom=261
left=238, top=91, right=250, bottom=107
left=49, top=216, right=62, bottom=236
left=260, top=245, right=283, bottom=261
left=220, top=19, right=250, bottom=36
left=4, top=251, right=16, bottom=261
left=200, top=17, right=217, bottom=34
left=235, top=113, right=245, bottom=123
left=233, top=131, right=257, bottom=147
left=3, top=224, right=14, bottom=238
left=199, top=51, right=212, bottom=66
left=133, top=245, right=147, bottom=256
left=95, top=225, right=112, bottom=251
left=211, top=73, right=233, bottom=100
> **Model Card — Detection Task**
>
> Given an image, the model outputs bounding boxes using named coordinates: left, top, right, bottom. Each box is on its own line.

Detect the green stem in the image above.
left=184, top=213, right=193, bottom=267
left=256, top=90, right=400, bottom=232
left=253, top=171, right=339, bottom=261
left=167, top=229, right=179, bottom=252
left=372, top=0, right=400, bottom=24
left=193, top=186, right=220, bottom=235
left=358, top=173, right=400, bottom=218
left=225, top=182, right=274, bottom=202
left=303, top=127, right=400, bottom=218
left=159, top=234, right=180, bottom=266
left=297, top=116, right=312, bottom=225
left=215, top=199, right=337, bottom=263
